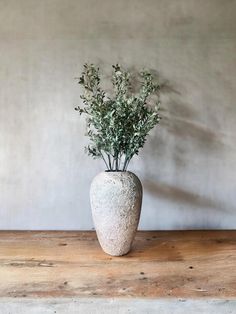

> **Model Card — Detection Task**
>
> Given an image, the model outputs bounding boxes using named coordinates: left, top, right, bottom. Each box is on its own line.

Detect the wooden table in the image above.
left=0, top=230, right=235, bottom=299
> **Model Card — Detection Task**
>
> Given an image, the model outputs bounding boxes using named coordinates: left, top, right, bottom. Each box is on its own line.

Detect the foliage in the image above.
left=75, top=64, right=161, bottom=171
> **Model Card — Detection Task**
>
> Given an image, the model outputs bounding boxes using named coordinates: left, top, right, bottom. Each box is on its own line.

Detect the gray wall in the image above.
left=0, top=0, right=236, bottom=230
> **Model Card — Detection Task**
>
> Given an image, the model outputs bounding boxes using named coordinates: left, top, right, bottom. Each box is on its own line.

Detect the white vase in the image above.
left=90, top=171, right=142, bottom=256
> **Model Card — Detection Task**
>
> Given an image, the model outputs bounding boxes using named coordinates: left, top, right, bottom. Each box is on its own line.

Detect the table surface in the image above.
left=0, top=231, right=235, bottom=299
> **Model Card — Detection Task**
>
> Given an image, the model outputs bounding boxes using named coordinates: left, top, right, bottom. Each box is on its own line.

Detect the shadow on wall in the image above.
left=141, top=77, right=231, bottom=225
left=160, top=79, right=225, bottom=153
left=142, top=179, right=227, bottom=213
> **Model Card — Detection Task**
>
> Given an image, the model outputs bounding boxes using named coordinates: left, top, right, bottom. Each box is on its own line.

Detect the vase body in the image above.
left=90, top=171, right=142, bottom=256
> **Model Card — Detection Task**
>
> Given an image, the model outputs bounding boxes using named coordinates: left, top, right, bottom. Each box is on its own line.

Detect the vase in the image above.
left=90, top=171, right=142, bottom=256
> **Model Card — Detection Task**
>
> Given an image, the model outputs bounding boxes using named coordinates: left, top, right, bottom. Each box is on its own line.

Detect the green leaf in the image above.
left=75, top=64, right=161, bottom=171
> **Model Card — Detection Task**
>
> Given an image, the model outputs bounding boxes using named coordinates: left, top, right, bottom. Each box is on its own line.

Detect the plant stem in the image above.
left=123, top=156, right=128, bottom=171
left=118, top=153, right=122, bottom=170
left=107, top=154, right=112, bottom=170
left=101, top=152, right=109, bottom=170
left=111, top=157, right=115, bottom=170
left=125, top=158, right=131, bottom=171
left=115, top=152, right=119, bottom=171
left=115, top=157, right=118, bottom=171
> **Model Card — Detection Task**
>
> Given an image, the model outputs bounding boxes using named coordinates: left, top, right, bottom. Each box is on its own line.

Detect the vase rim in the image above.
left=100, top=170, right=138, bottom=177
left=105, top=170, right=127, bottom=172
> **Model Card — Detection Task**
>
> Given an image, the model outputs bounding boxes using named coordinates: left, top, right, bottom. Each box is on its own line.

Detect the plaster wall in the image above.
left=0, top=0, right=236, bottom=229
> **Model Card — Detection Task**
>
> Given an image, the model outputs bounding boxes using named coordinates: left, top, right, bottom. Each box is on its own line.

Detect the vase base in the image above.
left=101, top=246, right=131, bottom=257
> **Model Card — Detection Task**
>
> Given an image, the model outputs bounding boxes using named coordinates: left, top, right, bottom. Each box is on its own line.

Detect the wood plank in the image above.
left=0, top=231, right=235, bottom=299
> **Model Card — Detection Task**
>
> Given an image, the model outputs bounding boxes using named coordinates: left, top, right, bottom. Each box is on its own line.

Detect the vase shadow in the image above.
left=129, top=230, right=236, bottom=259
left=136, top=73, right=234, bottom=228
left=143, top=179, right=228, bottom=213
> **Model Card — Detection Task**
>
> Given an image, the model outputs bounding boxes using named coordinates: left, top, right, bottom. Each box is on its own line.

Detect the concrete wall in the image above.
left=0, top=0, right=236, bottom=230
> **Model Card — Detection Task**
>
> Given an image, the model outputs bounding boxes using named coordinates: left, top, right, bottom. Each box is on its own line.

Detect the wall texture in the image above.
left=0, top=0, right=236, bottom=230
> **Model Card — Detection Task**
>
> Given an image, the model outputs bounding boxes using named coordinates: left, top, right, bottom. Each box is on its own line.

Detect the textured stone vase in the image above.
left=90, top=171, right=143, bottom=256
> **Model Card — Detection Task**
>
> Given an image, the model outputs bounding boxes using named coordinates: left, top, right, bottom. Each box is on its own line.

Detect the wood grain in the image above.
left=0, top=231, right=235, bottom=299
